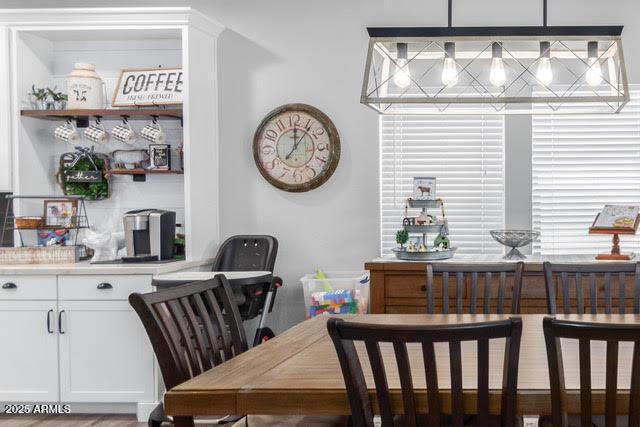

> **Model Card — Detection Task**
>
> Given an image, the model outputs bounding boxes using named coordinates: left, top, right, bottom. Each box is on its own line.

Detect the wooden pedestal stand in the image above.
left=589, top=214, right=640, bottom=260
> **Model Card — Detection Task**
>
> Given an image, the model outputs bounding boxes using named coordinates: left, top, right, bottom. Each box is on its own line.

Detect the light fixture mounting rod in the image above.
left=448, top=0, right=453, bottom=27
left=543, top=0, right=548, bottom=27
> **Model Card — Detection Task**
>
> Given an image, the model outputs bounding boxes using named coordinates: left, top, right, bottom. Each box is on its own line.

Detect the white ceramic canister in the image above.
left=66, top=63, right=105, bottom=109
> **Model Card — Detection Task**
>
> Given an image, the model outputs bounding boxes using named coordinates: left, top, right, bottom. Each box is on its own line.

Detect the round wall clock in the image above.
left=253, top=103, right=340, bottom=192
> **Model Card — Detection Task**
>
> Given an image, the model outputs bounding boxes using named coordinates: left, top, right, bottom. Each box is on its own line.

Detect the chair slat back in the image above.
left=426, top=263, right=525, bottom=314
left=327, top=317, right=523, bottom=427
left=129, top=275, right=248, bottom=391
left=543, top=317, right=640, bottom=427
left=543, top=262, right=640, bottom=314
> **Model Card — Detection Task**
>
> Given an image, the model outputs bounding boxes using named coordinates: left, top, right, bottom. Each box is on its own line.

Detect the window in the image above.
left=532, top=88, right=640, bottom=254
left=380, top=115, right=505, bottom=255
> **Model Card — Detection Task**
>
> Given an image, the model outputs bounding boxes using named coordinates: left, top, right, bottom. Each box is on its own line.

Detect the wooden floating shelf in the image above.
left=108, top=169, right=184, bottom=176
left=21, top=108, right=183, bottom=120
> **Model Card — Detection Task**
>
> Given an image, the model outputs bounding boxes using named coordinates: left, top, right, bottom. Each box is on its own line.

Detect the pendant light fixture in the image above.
left=361, top=0, right=629, bottom=114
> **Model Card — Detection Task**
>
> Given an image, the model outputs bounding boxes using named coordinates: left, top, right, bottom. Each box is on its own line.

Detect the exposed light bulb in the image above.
left=393, top=58, right=411, bottom=88
left=489, top=42, right=506, bottom=87
left=536, top=41, right=553, bottom=86
left=586, top=58, right=603, bottom=87
left=441, top=42, right=458, bottom=87
left=536, top=58, right=553, bottom=86
left=393, top=42, right=411, bottom=89
left=586, top=41, right=602, bottom=87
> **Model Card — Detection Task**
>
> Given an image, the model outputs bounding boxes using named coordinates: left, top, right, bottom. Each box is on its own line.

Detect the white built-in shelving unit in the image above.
left=0, top=7, right=223, bottom=261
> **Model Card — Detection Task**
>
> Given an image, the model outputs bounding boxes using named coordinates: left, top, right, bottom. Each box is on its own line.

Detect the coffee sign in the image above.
left=112, top=68, right=183, bottom=107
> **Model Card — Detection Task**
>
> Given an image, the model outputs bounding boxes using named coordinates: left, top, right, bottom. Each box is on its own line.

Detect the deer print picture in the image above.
left=413, top=177, right=437, bottom=200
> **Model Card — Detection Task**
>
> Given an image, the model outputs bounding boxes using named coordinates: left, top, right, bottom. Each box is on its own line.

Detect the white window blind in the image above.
left=532, top=88, right=640, bottom=255
left=380, top=115, right=505, bottom=255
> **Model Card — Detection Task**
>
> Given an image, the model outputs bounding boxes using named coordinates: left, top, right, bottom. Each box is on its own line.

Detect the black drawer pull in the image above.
left=46, top=309, right=54, bottom=334
left=2, top=282, right=17, bottom=289
left=97, top=282, right=113, bottom=290
left=420, top=285, right=426, bottom=292
left=58, top=310, right=65, bottom=334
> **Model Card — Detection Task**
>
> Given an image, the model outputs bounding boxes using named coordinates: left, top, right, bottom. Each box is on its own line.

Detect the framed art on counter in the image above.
left=413, top=177, right=436, bottom=200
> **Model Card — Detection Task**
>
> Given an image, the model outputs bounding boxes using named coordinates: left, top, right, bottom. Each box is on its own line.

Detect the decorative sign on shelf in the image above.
left=112, top=67, right=183, bottom=107
left=589, top=205, right=640, bottom=260
left=149, top=144, right=171, bottom=170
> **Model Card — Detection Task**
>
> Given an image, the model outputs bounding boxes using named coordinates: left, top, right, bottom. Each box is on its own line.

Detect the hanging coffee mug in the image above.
left=140, top=118, right=165, bottom=144
left=111, top=118, right=136, bottom=145
left=84, top=118, right=108, bottom=144
left=54, top=120, right=80, bottom=144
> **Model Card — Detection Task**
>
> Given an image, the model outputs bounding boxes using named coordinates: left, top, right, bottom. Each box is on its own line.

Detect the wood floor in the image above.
left=0, top=414, right=146, bottom=426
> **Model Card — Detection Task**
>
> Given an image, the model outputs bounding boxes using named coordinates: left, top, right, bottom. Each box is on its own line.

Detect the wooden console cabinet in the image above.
left=365, top=255, right=637, bottom=314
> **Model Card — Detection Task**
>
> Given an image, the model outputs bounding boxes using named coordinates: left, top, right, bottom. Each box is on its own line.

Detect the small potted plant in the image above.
left=29, top=85, right=48, bottom=110
left=395, top=229, right=409, bottom=250
left=47, top=88, right=68, bottom=110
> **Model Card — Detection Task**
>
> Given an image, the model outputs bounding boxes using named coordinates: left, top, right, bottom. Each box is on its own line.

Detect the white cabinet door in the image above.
left=0, top=301, right=58, bottom=401
left=58, top=300, right=154, bottom=403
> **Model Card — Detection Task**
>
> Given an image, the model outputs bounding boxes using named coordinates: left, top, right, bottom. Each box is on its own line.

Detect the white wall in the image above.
left=4, top=0, right=640, bottom=331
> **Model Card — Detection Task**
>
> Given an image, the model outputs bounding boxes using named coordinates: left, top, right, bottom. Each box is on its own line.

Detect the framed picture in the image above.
left=37, top=229, right=70, bottom=246
left=112, top=67, right=183, bottom=107
left=413, top=177, right=437, bottom=200
left=43, top=199, right=77, bottom=228
left=149, top=144, right=171, bottom=170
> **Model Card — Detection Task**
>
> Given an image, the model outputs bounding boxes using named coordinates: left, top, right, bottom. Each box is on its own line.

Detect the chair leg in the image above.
left=148, top=402, right=168, bottom=427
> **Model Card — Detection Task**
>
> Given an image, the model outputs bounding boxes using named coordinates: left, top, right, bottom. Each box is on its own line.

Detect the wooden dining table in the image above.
left=164, top=314, right=640, bottom=417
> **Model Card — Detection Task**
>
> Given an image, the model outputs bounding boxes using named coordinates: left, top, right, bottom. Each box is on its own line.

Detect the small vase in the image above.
left=31, top=99, right=47, bottom=110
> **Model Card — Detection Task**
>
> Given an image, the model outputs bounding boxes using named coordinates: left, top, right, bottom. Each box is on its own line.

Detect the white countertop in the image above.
left=0, top=258, right=214, bottom=275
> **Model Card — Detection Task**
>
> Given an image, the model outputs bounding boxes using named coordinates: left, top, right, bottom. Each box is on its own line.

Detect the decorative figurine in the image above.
left=407, top=241, right=417, bottom=252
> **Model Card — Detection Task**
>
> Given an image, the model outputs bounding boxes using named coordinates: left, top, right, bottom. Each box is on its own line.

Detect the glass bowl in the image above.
left=490, top=229, right=540, bottom=260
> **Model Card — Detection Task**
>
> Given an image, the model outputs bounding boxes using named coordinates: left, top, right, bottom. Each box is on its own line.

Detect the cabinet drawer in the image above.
left=58, top=275, right=152, bottom=300
left=0, top=276, right=56, bottom=300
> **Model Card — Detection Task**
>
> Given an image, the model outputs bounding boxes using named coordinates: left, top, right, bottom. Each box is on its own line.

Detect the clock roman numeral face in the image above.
left=253, top=106, right=339, bottom=192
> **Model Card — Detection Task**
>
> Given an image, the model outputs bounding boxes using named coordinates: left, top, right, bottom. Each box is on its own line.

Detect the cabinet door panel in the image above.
left=0, top=301, right=58, bottom=401
left=58, top=300, right=154, bottom=402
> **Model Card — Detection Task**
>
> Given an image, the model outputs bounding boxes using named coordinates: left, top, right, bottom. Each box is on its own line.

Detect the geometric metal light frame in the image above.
left=361, top=26, right=629, bottom=114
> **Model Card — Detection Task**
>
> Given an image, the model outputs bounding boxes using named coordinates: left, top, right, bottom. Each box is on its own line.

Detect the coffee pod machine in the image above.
left=122, top=209, right=176, bottom=263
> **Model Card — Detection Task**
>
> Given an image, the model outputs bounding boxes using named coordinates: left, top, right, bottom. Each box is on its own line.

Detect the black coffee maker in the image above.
left=122, top=209, right=175, bottom=262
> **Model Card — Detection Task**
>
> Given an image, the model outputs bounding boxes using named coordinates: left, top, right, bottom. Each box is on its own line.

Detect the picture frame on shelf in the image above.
left=43, top=199, right=77, bottom=228
left=413, top=176, right=436, bottom=200
left=149, top=144, right=171, bottom=170
left=37, top=228, right=70, bottom=246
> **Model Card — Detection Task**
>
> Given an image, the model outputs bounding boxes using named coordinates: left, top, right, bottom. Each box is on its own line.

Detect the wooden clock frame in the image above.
left=252, top=103, right=341, bottom=193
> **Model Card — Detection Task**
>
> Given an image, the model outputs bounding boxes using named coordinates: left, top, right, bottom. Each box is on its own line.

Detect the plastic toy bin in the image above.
left=301, top=271, right=370, bottom=319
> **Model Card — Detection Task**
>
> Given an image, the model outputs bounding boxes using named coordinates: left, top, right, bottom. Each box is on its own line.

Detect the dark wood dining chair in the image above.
left=130, top=275, right=248, bottom=427
left=327, top=317, right=523, bottom=427
left=130, top=275, right=347, bottom=427
left=542, top=316, right=640, bottom=427
left=425, top=262, right=525, bottom=314
left=542, top=262, right=640, bottom=314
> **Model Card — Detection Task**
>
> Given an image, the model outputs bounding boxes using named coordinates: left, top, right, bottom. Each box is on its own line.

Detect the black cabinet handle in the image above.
left=97, top=282, right=113, bottom=290
left=58, top=310, right=65, bottom=334
left=46, top=309, right=53, bottom=334
left=2, top=282, right=17, bottom=289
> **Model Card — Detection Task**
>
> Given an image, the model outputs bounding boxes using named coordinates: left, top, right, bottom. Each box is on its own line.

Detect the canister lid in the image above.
left=73, top=62, right=96, bottom=71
